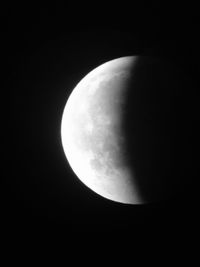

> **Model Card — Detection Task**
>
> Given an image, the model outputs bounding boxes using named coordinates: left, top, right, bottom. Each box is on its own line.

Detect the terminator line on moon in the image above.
left=61, top=56, right=143, bottom=204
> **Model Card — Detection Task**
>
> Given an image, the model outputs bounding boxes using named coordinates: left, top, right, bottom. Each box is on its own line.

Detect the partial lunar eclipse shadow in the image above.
left=61, top=55, right=193, bottom=204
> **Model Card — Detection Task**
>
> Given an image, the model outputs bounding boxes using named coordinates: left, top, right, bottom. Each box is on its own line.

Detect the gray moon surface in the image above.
left=61, top=56, right=142, bottom=204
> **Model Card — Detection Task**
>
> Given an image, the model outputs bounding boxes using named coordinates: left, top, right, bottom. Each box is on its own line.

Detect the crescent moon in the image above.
left=61, top=56, right=143, bottom=204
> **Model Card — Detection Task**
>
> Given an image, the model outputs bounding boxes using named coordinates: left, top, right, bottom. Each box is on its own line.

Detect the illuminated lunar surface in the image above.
left=61, top=56, right=142, bottom=204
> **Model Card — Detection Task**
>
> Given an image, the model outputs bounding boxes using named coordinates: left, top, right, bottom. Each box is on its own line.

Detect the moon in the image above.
left=61, top=55, right=185, bottom=204
left=61, top=56, right=143, bottom=204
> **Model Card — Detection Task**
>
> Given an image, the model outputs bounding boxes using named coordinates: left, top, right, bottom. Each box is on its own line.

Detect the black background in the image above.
left=2, top=3, right=200, bottom=249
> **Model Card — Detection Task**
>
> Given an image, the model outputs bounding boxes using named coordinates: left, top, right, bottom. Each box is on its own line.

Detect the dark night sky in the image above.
left=3, top=3, right=200, bottom=244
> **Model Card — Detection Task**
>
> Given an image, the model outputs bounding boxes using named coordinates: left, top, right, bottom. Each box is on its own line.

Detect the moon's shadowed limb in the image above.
left=122, top=56, right=195, bottom=203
